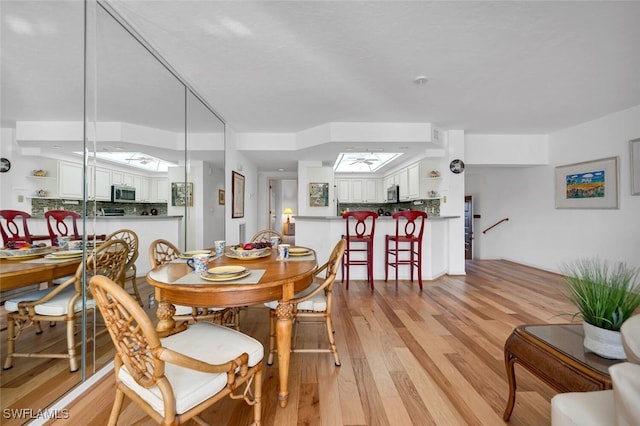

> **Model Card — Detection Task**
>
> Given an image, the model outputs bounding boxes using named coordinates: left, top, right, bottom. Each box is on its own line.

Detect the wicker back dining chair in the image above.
left=89, top=275, right=263, bottom=425
left=104, top=229, right=142, bottom=305
left=148, top=239, right=239, bottom=329
left=250, top=229, right=284, bottom=245
left=3, top=239, right=129, bottom=371
left=265, top=239, right=346, bottom=366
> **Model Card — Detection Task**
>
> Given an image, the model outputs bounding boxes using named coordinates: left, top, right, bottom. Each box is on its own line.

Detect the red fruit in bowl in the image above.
left=243, top=243, right=254, bottom=250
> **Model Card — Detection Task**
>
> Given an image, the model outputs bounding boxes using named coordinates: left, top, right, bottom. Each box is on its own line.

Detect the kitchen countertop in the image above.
left=294, top=215, right=459, bottom=221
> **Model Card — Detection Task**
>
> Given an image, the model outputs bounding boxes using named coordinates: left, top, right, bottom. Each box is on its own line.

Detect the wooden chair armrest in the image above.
left=156, top=348, right=250, bottom=385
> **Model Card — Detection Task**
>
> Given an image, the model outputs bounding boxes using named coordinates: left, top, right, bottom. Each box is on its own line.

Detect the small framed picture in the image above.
left=218, top=189, right=225, bottom=205
left=171, top=182, right=193, bottom=207
left=232, top=171, right=245, bottom=218
left=309, top=182, right=329, bottom=207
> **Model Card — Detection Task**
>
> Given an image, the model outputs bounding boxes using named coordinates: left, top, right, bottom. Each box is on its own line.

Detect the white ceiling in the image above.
left=3, top=1, right=640, bottom=173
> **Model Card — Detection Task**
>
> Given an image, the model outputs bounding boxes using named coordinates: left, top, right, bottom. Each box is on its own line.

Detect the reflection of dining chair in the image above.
left=342, top=211, right=378, bottom=290
left=0, top=209, right=49, bottom=246
left=105, top=229, right=142, bottom=306
left=89, top=275, right=263, bottom=425
left=44, top=210, right=81, bottom=245
left=3, top=239, right=129, bottom=371
left=384, top=210, right=427, bottom=290
left=265, top=239, right=346, bottom=366
left=148, top=239, right=239, bottom=329
left=250, top=229, right=284, bottom=245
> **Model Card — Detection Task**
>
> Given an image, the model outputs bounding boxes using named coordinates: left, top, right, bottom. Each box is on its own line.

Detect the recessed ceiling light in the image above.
left=413, top=76, right=428, bottom=85
left=278, top=168, right=285, bottom=172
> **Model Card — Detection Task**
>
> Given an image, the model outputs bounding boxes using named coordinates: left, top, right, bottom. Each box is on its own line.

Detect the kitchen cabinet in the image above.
left=154, top=178, right=169, bottom=202
left=407, top=163, right=420, bottom=199
left=111, top=171, right=134, bottom=187
left=335, top=178, right=381, bottom=203
left=58, top=161, right=83, bottom=199
left=138, top=177, right=150, bottom=202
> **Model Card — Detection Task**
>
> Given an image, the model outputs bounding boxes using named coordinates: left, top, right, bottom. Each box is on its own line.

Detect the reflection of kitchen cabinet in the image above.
left=363, top=179, right=380, bottom=202
left=398, top=169, right=409, bottom=201
left=138, top=177, right=150, bottom=201
left=91, top=166, right=111, bottom=200
left=58, top=161, right=83, bottom=199
left=154, top=178, right=168, bottom=202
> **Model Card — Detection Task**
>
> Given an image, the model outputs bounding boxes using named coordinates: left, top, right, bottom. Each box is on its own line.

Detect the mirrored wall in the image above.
left=1, top=0, right=225, bottom=416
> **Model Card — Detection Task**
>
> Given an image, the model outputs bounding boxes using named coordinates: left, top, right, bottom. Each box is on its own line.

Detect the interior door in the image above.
left=464, top=195, right=473, bottom=259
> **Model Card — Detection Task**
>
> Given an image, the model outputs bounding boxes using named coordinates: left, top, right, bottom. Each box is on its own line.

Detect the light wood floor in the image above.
left=2, top=260, right=576, bottom=425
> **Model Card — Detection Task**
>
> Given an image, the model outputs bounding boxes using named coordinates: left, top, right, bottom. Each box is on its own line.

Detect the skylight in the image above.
left=333, top=152, right=402, bottom=173
left=75, top=151, right=177, bottom=172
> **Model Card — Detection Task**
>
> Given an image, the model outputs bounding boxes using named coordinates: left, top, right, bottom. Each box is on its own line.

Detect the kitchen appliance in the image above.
left=111, top=185, right=136, bottom=203
left=387, top=185, right=399, bottom=203
left=100, top=208, right=125, bottom=216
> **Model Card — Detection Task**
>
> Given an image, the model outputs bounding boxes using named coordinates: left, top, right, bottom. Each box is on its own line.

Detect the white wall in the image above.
left=467, top=105, right=640, bottom=272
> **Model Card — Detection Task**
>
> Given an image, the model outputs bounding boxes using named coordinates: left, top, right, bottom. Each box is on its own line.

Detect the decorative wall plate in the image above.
left=450, top=159, right=465, bottom=174
left=0, top=158, right=10, bottom=173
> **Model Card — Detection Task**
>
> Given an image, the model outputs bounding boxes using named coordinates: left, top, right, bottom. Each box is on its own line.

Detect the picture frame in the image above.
left=171, top=182, right=193, bottom=207
left=631, top=138, right=640, bottom=196
left=232, top=171, right=245, bottom=218
left=555, top=156, right=619, bottom=209
left=218, top=189, right=225, bottom=205
left=309, top=182, right=329, bottom=207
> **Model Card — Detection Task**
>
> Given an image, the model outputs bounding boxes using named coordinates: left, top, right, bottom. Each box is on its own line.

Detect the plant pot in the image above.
left=582, top=322, right=626, bottom=359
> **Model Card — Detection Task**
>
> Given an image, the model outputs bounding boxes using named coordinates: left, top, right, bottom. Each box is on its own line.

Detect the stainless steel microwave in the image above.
left=111, top=185, right=136, bottom=203
left=387, top=185, right=399, bottom=203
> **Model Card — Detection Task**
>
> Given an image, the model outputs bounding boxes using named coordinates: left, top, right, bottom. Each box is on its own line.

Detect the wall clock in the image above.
left=0, top=158, right=10, bottom=173
left=449, top=159, right=465, bottom=174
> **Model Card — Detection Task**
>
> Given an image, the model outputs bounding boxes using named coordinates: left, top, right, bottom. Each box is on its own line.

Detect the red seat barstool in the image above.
left=0, top=210, right=49, bottom=246
left=341, top=211, right=378, bottom=291
left=385, top=210, right=427, bottom=290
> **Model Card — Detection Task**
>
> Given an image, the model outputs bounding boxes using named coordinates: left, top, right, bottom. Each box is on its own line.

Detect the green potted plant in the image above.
left=562, top=257, right=640, bottom=359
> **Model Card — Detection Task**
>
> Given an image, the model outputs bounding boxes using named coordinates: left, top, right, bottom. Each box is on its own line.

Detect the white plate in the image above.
left=200, top=270, right=251, bottom=282
left=179, top=250, right=212, bottom=259
left=289, top=247, right=311, bottom=256
left=224, top=251, right=271, bottom=260
left=208, top=265, right=248, bottom=275
left=45, top=250, right=84, bottom=259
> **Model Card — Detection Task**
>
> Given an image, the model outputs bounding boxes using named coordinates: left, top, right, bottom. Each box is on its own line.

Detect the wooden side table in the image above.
left=503, top=324, right=623, bottom=421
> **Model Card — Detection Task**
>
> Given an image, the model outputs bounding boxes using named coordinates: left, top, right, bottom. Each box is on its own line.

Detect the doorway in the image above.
left=464, top=195, right=473, bottom=259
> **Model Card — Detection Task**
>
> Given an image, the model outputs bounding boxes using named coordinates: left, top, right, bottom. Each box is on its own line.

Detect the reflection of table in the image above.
left=0, top=257, right=81, bottom=291
left=503, top=324, right=622, bottom=421
left=146, top=249, right=317, bottom=408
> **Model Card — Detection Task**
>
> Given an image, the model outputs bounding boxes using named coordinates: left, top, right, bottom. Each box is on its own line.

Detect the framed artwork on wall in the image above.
left=309, top=182, right=329, bottom=207
left=555, top=156, right=619, bottom=209
left=171, top=182, right=193, bottom=207
left=631, top=138, right=640, bottom=196
left=232, top=171, right=245, bottom=218
left=218, top=189, right=225, bottom=205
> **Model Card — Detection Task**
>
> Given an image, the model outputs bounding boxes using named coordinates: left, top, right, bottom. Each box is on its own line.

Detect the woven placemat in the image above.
left=172, top=269, right=266, bottom=285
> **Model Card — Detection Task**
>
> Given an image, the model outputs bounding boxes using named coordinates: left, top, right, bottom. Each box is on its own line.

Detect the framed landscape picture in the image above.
left=309, top=182, right=329, bottom=207
left=555, top=157, right=618, bottom=209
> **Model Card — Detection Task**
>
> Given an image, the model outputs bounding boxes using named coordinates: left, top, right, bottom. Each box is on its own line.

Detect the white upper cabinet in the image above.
left=92, top=166, right=111, bottom=200
left=335, top=178, right=381, bottom=203
left=58, top=161, right=83, bottom=199
left=407, top=163, right=420, bottom=199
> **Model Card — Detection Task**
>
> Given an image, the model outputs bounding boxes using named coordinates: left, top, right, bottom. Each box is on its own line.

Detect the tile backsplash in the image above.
left=338, top=198, right=440, bottom=216
left=31, top=199, right=167, bottom=217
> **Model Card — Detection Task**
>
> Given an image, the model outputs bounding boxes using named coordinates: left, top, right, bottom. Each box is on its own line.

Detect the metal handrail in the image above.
left=482, top=218, right=509, bottom=234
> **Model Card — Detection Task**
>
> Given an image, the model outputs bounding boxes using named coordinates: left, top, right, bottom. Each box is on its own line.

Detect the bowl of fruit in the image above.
left=0, top=241, right=49, bottom=257
left=228, top=242, right=272, bottom=259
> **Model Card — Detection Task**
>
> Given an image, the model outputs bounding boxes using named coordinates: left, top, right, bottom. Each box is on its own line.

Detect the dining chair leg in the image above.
left=267, top=309, right=277, bottom=365
left=67, top=318, right=79, bottom=372
left=3, top=314, right=16, bottom=370
left=325, top=316, right=341, bottom=366
left=129, top=278, right=143, bottom=306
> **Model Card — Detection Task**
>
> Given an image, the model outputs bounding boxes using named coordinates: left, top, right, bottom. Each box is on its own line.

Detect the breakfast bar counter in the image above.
left=294, top=215, right=459, bottom=281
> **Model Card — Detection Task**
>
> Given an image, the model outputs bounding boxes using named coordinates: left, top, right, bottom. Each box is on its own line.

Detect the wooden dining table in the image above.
left=146, top=247, right=318, bottom=408
left=0, top=254, right=81, bottom=291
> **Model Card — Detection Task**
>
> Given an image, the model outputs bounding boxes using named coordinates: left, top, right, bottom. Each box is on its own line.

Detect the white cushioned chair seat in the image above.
left=551, top=389, right=615, bottom=426
left=264, top=282, right=327, bottom=311
left=5, top=288, right=57, bottom=312
left=6, top=287, right=95, bottom=316
left=118, top=322, right=263, bottom=417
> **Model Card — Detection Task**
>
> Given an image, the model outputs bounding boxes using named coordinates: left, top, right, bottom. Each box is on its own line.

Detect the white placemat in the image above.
left=171, top=269, right=266, bottom=285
